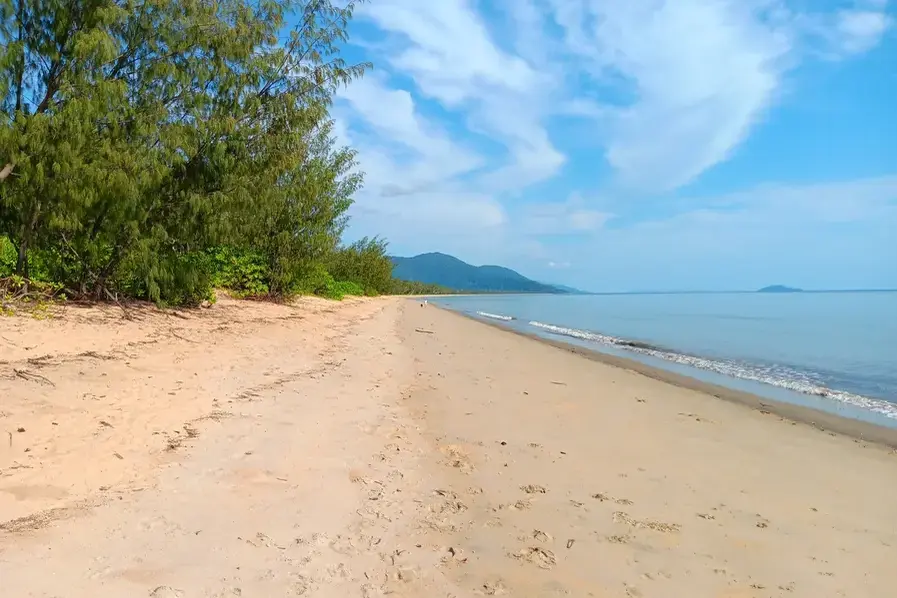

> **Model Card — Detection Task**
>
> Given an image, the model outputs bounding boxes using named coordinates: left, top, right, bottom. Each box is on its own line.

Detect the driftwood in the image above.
left=13, top=368, right=55, bottom=387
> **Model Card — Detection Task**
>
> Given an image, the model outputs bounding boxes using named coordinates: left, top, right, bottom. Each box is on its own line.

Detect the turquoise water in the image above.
left=432, top=292, right=897, bottom=428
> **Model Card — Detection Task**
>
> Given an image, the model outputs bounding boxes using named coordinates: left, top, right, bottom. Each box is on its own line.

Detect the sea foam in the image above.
left=528, top=321, right=897, bottom=420
left=476, top=311, right=515, bottom=321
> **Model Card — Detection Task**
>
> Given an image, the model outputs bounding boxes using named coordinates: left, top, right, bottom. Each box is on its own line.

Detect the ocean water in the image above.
left=431, top=292, right=897, bottom=428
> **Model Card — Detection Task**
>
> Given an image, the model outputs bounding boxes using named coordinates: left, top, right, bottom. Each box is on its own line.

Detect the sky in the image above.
left=331, top=0, right=897, bottom=292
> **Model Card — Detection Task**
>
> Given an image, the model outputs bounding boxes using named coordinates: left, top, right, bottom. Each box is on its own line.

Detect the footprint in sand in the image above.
left=613, top=511, right=681, bottom=533
left=510, top=546, right=557, bottom=570
left=604, top=534, right=631, bottom=544
left=493, top=499, right=531, bottom=512
left=531, top=529, right=553, bottom=543
left=591, top=492, right=633, bottom=506
left=481, top=580, right=508, bottom=596
left=428, top=492, right=468, bottom=515
left=440, top=445, right=474, bottom=473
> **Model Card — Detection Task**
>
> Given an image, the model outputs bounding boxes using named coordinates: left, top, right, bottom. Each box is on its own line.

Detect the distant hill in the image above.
left=548, top=283, right=589, bottom=294
left=758, top=285, right=803, bottom=293
left=390, top=252, right=567, bottom=293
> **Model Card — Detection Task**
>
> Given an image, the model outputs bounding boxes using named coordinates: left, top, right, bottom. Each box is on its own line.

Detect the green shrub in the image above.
left=0, top=237, right=15, bottom=276
left=293, top=264, right=334, bottom=296
left=327, top=237, right=393, bottom=296
left=117, top=250, right=215, bottom=306
left=332, top=280, right=364, bottom=297
left=208, top=247, right=270, bottom=298
left=388, top=278, right=455, bottom=295
left=317, top=279, right=346, bottom=300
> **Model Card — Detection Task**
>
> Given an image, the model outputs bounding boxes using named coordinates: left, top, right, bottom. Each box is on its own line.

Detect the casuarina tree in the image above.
left=0, top=0, right=368, bottom=302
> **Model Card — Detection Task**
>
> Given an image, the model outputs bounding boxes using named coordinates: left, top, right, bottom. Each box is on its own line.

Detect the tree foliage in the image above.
left=0, top=0, right=371, bottom=304
left=388, top=278, right=455, bottom=295
left=327, top=236, right=393, bottom=296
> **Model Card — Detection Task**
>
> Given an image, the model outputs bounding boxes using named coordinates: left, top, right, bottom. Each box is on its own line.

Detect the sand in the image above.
left=1, top=297, right=895, bottom=597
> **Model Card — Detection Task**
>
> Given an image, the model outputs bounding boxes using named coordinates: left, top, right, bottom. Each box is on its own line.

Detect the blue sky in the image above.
left=332, top=0, right=897, bottom=292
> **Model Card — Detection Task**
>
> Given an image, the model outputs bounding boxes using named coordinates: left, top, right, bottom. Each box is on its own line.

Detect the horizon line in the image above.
left=565, top=288, right=897, bottom=296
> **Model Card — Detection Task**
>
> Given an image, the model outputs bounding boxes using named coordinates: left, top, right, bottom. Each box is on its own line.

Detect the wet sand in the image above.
left=1, top=297, right=895, bottom=597
left=450, top=307, right=897, bottom=449
left=398, top=302, right=897, bottom=597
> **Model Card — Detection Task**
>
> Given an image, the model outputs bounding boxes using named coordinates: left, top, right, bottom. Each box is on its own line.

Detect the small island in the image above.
left=757, top=285, right=803, bottom=293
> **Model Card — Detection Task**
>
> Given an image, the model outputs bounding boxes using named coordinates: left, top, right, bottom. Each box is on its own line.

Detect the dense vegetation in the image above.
left=0, top=0, right=446, bottom=306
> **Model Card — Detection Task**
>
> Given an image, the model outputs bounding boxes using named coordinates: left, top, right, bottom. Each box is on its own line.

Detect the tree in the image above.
left=0, top=0, right=369, bottom=302
left=328, top=236, right=394, bottom=295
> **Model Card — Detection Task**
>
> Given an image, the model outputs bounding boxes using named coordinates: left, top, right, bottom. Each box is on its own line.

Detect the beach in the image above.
left=1, top=298, right=895, bottom=597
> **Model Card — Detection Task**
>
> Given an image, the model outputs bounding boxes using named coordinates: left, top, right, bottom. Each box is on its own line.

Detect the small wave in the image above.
left=528, top=321, right=897, bottom=420
left=476, top=311, right=515, bottom=321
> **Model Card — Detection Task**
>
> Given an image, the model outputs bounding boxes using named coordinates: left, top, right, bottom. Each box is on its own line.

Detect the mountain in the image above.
left=391, top=253, right=567, bottom=293
left=548, top=283, right=590, bottom=294
left=757, top=285, right=803, bottom=293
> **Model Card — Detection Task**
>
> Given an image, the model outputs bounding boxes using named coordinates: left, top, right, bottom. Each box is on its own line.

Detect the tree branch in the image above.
left=0, top=163, right=14, bottom=180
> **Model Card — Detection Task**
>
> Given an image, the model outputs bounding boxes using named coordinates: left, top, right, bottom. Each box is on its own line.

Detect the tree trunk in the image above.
left=15, top=239, right=28, bottom=280
left=92, top=244, right=125, bottom=300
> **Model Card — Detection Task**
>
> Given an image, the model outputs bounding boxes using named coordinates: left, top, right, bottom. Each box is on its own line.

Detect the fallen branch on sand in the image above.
left=415, top=328, right=434, bottom=334
left=170, top=330, right=200, bottom=343
left=13, top=369, right=55, bottom=387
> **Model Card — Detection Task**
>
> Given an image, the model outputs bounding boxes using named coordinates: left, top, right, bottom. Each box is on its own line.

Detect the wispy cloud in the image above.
left=533, top=176, right=897, bottom=291
left=356, top=0, right=565, bottom=190
left=520, top=193, right=613, bottom=235
left=337, top=0, right=893, bottom=287
left=547, top=0, right=792, bottom=191
left=835, top=8, right=892, bottom=55
left=336, top=73, right=482, bottom=192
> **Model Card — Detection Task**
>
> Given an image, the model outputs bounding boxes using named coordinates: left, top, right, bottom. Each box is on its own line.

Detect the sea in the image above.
left=431, top=291, right=897, bottom=429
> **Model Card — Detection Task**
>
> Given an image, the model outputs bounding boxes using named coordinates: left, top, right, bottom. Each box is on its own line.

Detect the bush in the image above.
left=332, top=280, right=364, bottom=297
left=389, top=278, right=454, bottom=295
left=328, top=237, right=394, bottom=296
left=0, top=237, right=15, bottom=276
left=208, top=247, right=270, bottom=298
left=118, top=250, right=216, bottom=306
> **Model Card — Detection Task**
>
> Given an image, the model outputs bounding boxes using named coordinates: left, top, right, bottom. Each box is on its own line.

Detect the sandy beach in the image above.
left=2, top=298, right=895, bottom=597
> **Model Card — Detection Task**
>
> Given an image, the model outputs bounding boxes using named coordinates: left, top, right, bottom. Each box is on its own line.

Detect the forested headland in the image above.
left=0, top=0, right=448, bottom=307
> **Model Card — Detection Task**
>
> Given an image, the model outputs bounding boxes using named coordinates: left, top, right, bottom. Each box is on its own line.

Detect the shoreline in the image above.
left=402, top=298, right=897, bottom=596
left=4, top=297, right=897, bottom=596
left=433, top=303, right=897, bottom=449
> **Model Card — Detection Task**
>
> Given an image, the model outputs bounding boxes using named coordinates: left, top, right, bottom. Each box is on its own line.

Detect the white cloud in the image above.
left=338, top=0, right=892, bottom=264
left=520, top=194, right=613, bottom=235
left=836, top=9, right=891, bottom=54
left=542, top=0, right=794, bottom=191
left=530, top=176, right=897, bottom=290
left=353, top=191, right=506, bottom=231
left=336, top=74, right=482, bottom=191
left=356, top=0, right=565, bottom=190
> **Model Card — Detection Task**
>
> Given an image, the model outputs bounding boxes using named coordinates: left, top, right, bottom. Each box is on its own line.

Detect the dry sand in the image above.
left=1, top=297, right=895, bottom=597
